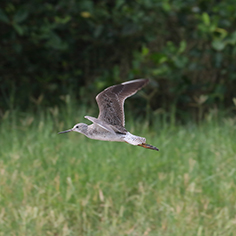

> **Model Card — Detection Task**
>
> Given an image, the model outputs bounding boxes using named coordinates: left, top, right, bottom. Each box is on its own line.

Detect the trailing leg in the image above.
left=138, top=143, right=159, bottom=151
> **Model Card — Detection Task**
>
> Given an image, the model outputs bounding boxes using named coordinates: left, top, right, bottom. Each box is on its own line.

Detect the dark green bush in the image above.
left=0, top=0, right=236, bottom=121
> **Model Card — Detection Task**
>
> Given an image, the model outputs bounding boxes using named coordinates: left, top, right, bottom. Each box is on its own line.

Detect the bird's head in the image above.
left=58, top=123, right=88, bottom=135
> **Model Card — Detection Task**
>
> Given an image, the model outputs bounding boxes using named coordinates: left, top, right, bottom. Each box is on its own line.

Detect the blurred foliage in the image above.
left=0, top=0, right=236, bottom=121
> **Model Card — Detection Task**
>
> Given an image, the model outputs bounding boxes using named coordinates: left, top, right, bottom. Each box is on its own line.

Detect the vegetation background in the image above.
left=1, top=0, right=236, bottom=120
left=1, top=0, right=236, bottom=235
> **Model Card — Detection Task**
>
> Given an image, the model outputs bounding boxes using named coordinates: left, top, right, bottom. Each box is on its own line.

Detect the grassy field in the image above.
left=0, top=109, right=236, bottom=236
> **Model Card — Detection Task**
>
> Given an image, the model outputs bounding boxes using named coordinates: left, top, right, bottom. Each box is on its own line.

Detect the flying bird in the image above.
left=59, top=79, right=159, bottom=151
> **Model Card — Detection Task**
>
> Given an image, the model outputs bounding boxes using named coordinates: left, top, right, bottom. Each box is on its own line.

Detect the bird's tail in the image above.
left=138, top=143, right=159, bottom=151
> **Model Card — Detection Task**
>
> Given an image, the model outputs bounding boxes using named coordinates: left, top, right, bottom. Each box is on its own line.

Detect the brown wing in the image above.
left=95, top=79, right=149, bottom=127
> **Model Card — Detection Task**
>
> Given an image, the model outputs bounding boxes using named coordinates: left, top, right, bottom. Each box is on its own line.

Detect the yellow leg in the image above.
left=138, top=143, right=159, bottom=151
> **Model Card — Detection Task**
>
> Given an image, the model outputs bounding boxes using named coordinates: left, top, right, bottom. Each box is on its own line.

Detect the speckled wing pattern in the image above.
left=95, top=79, right=149, bottom=128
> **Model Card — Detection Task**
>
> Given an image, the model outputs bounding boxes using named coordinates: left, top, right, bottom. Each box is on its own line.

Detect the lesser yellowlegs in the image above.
left=59, top=79, right=159, bottom=151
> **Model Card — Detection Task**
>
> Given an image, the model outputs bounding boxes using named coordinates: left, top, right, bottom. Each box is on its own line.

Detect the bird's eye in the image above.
left=76, top=126, right=79, bottom=128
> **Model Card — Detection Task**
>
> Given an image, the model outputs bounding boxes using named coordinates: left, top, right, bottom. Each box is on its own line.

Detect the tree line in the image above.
left=1, top=0, right=236, bottom=121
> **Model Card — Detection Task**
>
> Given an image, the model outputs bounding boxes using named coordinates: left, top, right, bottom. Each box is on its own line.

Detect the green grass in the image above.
left=1, top=109, right=236, bottom=236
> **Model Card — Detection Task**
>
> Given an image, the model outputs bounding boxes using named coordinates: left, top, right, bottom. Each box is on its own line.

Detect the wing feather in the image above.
left=95, top=79, right=149, bottom=127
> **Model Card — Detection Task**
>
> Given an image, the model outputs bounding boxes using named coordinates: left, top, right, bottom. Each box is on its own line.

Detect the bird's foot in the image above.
left=138, top=143, right=159, bottom=151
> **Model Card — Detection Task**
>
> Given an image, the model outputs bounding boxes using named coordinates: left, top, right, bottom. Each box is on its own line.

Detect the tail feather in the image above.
left=138, top=143, right=159, bottom=151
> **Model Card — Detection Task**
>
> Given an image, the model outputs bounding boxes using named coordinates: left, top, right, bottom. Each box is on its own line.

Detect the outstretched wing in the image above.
left=95, top=79, right=149, bottom=127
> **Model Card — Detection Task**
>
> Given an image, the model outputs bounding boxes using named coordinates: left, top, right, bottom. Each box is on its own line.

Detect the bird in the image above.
left=58, top=79, right=159, bottom=151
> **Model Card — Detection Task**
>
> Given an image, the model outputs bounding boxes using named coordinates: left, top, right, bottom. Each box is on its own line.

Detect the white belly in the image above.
left=86, top=125, right=146, bottom=145
left=86, top=130, right=126, bottom=142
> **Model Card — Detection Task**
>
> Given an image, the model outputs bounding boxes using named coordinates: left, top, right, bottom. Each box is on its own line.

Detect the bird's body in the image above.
left=59, top=79, right=159, bottom=151
left=85, top=124, right=145, bottom=145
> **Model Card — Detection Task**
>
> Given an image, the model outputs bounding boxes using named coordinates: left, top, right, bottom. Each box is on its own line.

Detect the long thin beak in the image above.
left=58, top=129, right=72, bottom=134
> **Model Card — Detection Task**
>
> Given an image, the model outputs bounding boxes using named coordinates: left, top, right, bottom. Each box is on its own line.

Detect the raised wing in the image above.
left=95, top=79, right=149, bottom=127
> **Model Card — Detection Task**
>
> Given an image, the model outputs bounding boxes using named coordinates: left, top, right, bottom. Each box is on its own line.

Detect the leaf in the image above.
left=152, top=66, right=169, bottom=75
left=233, top=98, right=236, bottom=106
left=80, top=11, right=91, bottom=18
left=141, top=46, right=149, bottom=56
left=178, top=41, right=187, bottom=54
left=202, top=12, right=210, bottom=25
left=228, top=31, right=236, bottom=45
left=115, top=0, right=125, bottom=9
left=54, top=16, right=71, bottom=24
left=214, top=28, right=228, bottom=39
left=150, top=53, right=167, bottom=64
left=94, top=25, right=103, bottom=38
left=162, top=2, right=171, bottom=12
left=212, top=40, right=225, bottom=51
left=12, top=23, right=24, bottom=36
left=173, top=56, right=188, bottom=68
left=0, top=8, right=9, bottom=23
left=13, top=8, right=28, bottom=23
left=46, top=32, right=68, bottom=50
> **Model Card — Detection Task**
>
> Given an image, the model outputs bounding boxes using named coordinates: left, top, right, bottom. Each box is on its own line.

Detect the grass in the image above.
left=0, top=108, right=236, bottom=236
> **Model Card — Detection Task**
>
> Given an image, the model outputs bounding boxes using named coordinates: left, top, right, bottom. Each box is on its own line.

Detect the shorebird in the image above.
left=59, top=79, right=159, bottom=151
